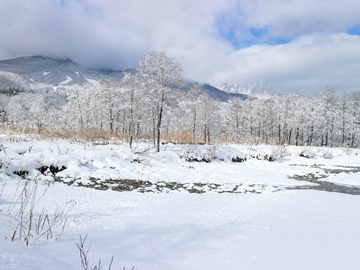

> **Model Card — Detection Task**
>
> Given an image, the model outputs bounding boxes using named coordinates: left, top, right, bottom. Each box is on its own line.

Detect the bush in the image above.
left=180, top=145, right=220, bottom=163
left=266, top=145, right=290, bottom=162
left=299, top=148, right=317, bottom=159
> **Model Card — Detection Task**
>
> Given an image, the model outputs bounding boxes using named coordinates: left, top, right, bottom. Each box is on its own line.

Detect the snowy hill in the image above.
left=0, top=56, right=122, bottom=87
left=0, top=70, right=29, bottom=90
left=201, top=83, right=247, bottom=101
left=0, top=56, right=247, bottom=101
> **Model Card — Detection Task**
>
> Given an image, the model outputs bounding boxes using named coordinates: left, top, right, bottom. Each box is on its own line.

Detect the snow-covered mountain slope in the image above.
left=0, top=56, right=121, bottom=87
left=201, top=83, right=247, bottom=101
left=0, top=71, right=29, bottom=90
left=0, top=56, right=247, bottom=101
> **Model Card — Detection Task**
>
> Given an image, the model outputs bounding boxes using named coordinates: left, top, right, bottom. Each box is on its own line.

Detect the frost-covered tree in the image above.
left=319, top=87, right=339, bottom=147
left=176, top=83, right=206, bottom=142
left=137, top=52, right=182, bottom=152
left=196, top=92, right=220, bottom=144
left=28, top=96, right=47, bottom=133
left=349, top=90, right=360, bottom=147
left=6, top=95, right=29, bottom=127
left=63, top=84, right=97, bottom=132
left=97, top=78, right=121, bottom=132
left=119, top=73, right=144, bottom=148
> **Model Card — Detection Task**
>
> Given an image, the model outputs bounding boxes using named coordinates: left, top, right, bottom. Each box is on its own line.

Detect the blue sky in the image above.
left=217, top=24, right=293, bottom=49
left=347, top=26, right=360, bottom=36
left=1, top=0, right=360, bottom=95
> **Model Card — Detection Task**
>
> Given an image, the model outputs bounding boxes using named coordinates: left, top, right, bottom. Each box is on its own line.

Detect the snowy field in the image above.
left=1, top=140, right=360, bottom=269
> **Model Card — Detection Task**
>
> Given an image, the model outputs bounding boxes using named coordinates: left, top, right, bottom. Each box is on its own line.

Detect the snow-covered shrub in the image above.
left=299, top=147, right=317, bottom=159
left=204, top=146, right=219, bottom=161
left=231, top=155, right=247, bottom=163
left=180, top=145, right=200, bottom=162
left=322, top=150, right=335, bottom=159
left=180, top=145, right=220, bottom=163
left=342, top=148, right=354, bottom=156
left=267, top=145, right=290, bottom=162
left=248, top=145, right=289, bottom=162
left=231, top=149, right=248, bottom=163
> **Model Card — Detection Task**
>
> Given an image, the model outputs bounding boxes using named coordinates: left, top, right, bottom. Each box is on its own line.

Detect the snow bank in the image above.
left=1, top=141, right=360, bottom=269
left=1, top=142, right=359, bottom=189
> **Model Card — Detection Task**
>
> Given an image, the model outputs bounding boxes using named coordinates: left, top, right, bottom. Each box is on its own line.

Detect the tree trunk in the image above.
left=308, top=126, right=313, bottom=146
left=109, top=108, right=113, bottom=132
left=156, top=99, right=164, bottom=152
left=207, top=129, right=210, bottom=145
left=129, top=105, right=134, bottom=149
left=351, top=132, right=356, bottom=148
left=295, top=127, right=299, bottom=146
left=278, top=124, right=281, bottom=144
left=152, top=115, right=156, bottom=147
left=204, top=124, right=207, bottom=144
left=288, top=128, right=292, bottom=145
left=325, top=132, right=328, bottom=147
left=192, top=109, right=196, bottom=143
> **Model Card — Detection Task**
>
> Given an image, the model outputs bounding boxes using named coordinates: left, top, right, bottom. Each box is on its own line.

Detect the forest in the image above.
left=1, top=52, right=360, bottom=150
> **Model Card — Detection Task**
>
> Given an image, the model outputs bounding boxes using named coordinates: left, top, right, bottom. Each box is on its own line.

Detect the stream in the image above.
left=50, top=165, right=360, bottom=195
left=288, top=166, right=360, bottom=195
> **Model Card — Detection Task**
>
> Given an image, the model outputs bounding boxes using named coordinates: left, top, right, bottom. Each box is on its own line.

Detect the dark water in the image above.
left=289, top=166, right=360, bottom=195
left=288, top=181, right=360, bottom=195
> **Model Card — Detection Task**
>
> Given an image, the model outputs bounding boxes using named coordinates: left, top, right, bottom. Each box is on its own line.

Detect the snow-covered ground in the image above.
left=1, top=141, right=360, bottom=269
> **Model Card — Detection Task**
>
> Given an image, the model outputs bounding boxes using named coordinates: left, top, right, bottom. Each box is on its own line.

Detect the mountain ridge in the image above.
left=0, top=56, right=247, bottom=101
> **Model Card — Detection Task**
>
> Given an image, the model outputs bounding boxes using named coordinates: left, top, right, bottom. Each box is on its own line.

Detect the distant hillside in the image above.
left=0, top=71, right=29, bottom=90
left=0, top=56, right=121, bottom=87
left=201, top=83, right=247, bottom=101
left=0, top=56, right=247, bottom=101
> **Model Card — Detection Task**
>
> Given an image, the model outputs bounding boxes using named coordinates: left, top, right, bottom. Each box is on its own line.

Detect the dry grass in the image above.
left=162, top=131, right=203, bottom=145
left=1, top=123, right=273, bottom=146
left=0, top=124, right=198, bottom=145
left=0, top=124, right=127, bottom=144
left=214, top=135, right=281, bottom=146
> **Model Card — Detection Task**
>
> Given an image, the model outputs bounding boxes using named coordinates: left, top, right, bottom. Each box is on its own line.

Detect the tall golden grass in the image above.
left=0, top=123, right=277, bottom=146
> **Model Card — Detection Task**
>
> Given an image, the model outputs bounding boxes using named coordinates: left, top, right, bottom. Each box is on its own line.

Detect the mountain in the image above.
left=0, top=56, right=247, bottom=101
left=0, top=55, right=123, bottom=87
left=200, top=83, right=247, bottom=101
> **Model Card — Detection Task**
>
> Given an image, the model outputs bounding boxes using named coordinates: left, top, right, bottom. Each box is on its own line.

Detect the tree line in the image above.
left=1, top=52, right=360, bottom=150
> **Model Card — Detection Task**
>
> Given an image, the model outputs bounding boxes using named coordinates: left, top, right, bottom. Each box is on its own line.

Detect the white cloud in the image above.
left=233, top=0, right=360, bottom=38
left=1, top=0, right=360, bottom=94
left=0, top=0, right=232, bottom=66
left=211, top=33, right=360, bottom=94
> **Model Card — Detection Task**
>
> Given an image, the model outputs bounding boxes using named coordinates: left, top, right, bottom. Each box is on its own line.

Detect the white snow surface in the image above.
left=1, top=141, right=360, bottom=269
left=85, top=77, right=99, bottom=86
left=59, top=76, right=73, bottom=85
